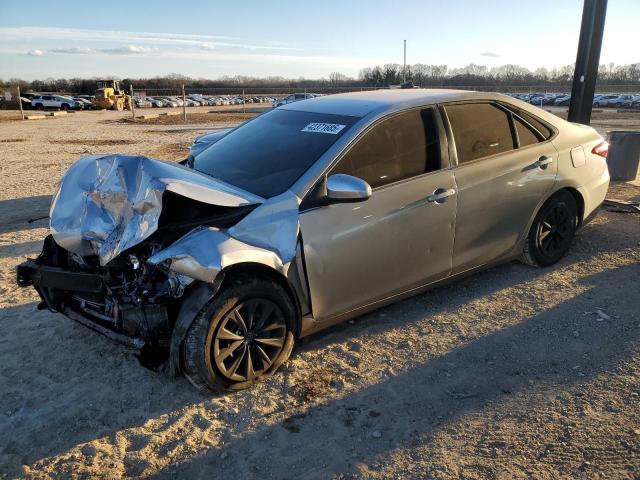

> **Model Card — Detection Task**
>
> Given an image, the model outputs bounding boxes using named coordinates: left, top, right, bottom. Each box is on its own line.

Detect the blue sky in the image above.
left=0, top=0, right=638, bottom=80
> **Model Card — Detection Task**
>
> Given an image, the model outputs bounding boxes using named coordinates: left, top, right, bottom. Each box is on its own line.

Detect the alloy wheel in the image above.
left=536, top=202, right=575, bottom=260
left=212, top=298, right=287, bottom=382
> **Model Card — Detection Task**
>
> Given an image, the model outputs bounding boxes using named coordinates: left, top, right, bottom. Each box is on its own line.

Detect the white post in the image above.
left=182, top=84, right=187, bottom=122
left=130, top=84, right=135, bottom=121
left=17, top=85, right=24, bottom=120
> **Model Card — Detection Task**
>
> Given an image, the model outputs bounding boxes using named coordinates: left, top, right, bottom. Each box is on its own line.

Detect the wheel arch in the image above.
left=562, top=186, right=585, bottom=227
left=167, top=261, right=303, bottom=376
left=218, top=262, right=302, bottom=337
left=519, top=185, right=586, bottom=253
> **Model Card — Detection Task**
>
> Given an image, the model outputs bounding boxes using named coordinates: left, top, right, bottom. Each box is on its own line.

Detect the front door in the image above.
left=299, top=107, right=457, bottom=321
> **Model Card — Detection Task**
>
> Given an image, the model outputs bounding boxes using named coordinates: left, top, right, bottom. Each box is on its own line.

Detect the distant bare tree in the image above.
left=2, top=63, right=638, bottom=93
left=329, top=72, right=348, bottom=86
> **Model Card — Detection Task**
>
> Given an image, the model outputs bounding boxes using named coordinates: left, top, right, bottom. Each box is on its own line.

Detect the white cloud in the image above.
left=99, top=45, right=157, bottom=55
left=50, top=47, right=93, bottom=54
left=0, top=26, right=298, bottom=51
left=27, top=49, right=44, bottom=56
left=480, top=51, right=500, bottom=58
left=200, top=43, right=215, bottom=50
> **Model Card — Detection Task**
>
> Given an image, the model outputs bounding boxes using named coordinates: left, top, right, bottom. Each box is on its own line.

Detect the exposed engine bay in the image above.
left=18, top=191, right=258, bottom=353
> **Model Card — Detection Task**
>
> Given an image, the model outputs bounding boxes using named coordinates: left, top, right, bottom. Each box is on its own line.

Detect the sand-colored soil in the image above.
left=0, top=106, right=638, bottom=479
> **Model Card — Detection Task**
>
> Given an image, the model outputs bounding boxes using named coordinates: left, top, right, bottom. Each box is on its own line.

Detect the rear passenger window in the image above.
left=331, top=108, right=441, bottom=188
left=445, top=103, right=515, bottom=163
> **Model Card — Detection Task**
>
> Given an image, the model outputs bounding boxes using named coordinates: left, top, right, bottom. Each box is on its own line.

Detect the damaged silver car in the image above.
left=17, top=90, right=609, bottom=391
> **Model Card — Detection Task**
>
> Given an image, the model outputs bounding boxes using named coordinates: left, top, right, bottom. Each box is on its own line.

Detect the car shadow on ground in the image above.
left=0, top=195, right=51, bottom=234
left=0, top=239, right=43, bottom=259
left=151, top=263, right=639, bottom=479
left=0, top=215, right=637, bottom=477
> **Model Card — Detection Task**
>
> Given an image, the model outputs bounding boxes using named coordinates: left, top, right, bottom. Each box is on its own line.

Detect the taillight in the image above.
left=591, top=141, right=609, bottom=158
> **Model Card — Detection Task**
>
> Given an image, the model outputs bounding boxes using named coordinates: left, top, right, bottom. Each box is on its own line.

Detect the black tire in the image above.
left=35, top=103, right=43, bottom=110
left=593, top=102, right=600, bottom=107
left=182, top=276, right=296, bottom=392
left=523, top=190, right=579, bottom=267
left=60, top=103, right=69, bottom=111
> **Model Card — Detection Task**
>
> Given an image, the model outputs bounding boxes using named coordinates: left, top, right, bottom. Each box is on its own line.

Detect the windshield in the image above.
left=193, top=109, right=359, bottom=198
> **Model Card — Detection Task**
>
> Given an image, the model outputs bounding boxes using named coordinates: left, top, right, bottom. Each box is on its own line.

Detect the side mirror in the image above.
left=326, top=174, right=372, bottom=203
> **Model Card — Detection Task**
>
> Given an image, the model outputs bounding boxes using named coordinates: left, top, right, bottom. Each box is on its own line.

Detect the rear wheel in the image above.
left=60, top=103, right=69, bottom=111
left=182, top=276, right=296, bottom=391
left=523, top=190, right=579, bottom=267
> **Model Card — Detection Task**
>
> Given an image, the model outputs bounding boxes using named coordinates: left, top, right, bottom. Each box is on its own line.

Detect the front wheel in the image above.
left=523, top=190, right=579, bottom=267
left=182, top=276, right=296, bottom=391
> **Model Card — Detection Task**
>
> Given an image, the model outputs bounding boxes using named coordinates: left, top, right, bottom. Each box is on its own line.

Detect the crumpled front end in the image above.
left=50, top=154, right=263, bottom=265
left=17, top=154, right=307, bottom=364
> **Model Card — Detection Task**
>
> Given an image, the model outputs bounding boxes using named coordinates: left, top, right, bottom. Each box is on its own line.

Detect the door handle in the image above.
left=534, top=155, right=554, bottom=169
left=426, top=188, right=456, bottom=204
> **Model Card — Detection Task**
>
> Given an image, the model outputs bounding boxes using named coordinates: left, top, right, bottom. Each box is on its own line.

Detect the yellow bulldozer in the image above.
left=92, top=80, right=132, bottom=111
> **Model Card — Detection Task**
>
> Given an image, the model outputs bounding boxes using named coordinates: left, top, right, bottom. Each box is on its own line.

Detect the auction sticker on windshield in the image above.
left=301, top=123, right=346, bottom=134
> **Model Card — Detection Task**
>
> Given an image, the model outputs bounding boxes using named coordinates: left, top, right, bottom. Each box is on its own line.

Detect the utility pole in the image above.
left=568, top=0, right=608, bottom=125
left=403, top=40, right=407, bottom=84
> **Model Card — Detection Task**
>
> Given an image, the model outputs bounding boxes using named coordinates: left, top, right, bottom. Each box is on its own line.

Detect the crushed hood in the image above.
left=50, top=154, right=264, bottom=265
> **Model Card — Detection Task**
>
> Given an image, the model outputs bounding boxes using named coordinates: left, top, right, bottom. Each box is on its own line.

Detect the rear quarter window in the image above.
left=509, top=107, right=553, bottom=140
left=514, top=117, right=540, bottom=147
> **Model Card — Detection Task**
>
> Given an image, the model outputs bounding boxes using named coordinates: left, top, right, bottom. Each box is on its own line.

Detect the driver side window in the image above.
left=330, top=108, right=441, bottom=189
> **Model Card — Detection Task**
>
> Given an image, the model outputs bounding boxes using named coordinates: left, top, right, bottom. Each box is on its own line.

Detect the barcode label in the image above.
left=301, top=123, right=346, bottom=134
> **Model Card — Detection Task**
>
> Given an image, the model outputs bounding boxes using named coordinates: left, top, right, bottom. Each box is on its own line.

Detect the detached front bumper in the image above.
left=17, top=260, right=103, bottom=294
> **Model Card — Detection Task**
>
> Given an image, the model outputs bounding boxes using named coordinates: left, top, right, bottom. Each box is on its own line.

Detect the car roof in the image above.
left=280, top=89, right=511, bottom=117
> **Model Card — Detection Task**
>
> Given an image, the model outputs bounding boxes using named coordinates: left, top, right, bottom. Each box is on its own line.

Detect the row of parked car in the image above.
left=25, top=94, right=94, bottom=110
left=507, top=92, right=640, bottom=108
left=134, top=94, right=278, bottom=108
left=15, top=90, right=640, bottom=112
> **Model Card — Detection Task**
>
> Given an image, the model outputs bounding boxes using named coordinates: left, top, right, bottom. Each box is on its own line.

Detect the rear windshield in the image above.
left=193, top=109, right=359, bottom=198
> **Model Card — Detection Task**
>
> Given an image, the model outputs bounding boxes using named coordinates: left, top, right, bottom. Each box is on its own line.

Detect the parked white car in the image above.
left=30, top=95, right=82, bottom=111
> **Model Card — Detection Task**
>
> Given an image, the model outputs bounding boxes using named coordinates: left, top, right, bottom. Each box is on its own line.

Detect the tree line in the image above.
left=2, top=63, right=639, bottom=94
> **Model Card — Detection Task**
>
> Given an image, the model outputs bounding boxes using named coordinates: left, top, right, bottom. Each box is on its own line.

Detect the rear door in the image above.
left=443, top=102, right=558, bottom=273
left=299, top=107, right=457, bottom=320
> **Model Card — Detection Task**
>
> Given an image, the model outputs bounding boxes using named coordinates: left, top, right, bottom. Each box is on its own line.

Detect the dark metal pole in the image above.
left=567, top=0, right=608, bottom=125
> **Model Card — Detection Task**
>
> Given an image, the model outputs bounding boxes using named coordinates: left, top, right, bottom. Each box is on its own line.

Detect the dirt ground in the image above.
left=0, top=106, right=639, bottom=479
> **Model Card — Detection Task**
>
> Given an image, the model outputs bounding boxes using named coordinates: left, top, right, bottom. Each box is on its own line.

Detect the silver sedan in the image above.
left=18, top=90, right=610, bottom=390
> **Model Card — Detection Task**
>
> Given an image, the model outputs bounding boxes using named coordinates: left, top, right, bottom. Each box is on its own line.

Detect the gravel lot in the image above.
left=0, top=106, right=639, bottom=479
